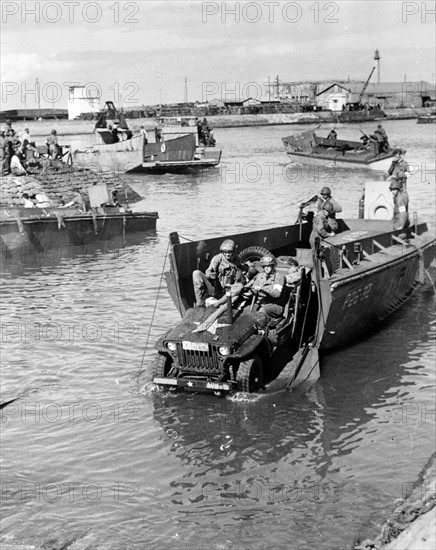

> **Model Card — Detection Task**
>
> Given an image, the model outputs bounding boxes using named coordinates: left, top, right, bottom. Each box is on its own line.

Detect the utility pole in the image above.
left=184, top=76, right=188, bottom=104
left=276, top=75, right=280, bottom=99
left=36, top=78, right=41, bottom=116
left=268, top=76, right=271, bottom=103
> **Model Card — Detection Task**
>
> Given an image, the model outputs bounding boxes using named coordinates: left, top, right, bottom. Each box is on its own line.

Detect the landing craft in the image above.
left=153, top=182, right=435, bottom=394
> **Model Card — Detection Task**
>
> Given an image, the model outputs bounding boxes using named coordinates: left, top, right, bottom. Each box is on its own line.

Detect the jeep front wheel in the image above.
left=236, top=355, right=264, bottom=392
left=153, top=353, right=173, bottom=378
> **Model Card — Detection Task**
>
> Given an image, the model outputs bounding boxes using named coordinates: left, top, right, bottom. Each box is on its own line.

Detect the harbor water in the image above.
left=1, top=120, right=435, bottom=549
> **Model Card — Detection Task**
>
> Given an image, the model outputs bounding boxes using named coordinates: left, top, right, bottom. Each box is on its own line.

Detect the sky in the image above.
left=1, top=0, right=435, bottom=110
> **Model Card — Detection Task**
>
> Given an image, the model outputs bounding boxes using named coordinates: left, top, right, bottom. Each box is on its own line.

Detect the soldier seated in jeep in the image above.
left=192, top=239, right=245, bottom=307
left=246, top=255, right=287, bottom=321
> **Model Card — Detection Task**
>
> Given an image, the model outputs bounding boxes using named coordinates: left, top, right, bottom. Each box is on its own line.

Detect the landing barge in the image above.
left=282, top=130, right=395, bottom=171
left=0, top=207, right=158, bottom=261
left=153, top=199, right=435, bottom=394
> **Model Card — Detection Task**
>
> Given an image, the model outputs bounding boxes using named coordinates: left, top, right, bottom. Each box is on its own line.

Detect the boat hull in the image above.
left=73, top=134, right=222, bottom=173
left=0, top=208, right=158, bottom=262
left=284, top=151, right=393, bottom=171
left=282, top=131, right=395, bottom=171
left=417, top=116, right=436, bottom=124
left=320, top=242, right=434, bottom=348
left=165, top=220, right=435, bottom=349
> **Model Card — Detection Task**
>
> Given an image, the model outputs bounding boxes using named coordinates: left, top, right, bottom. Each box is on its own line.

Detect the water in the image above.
left=1, top=120, right=435, bottom=549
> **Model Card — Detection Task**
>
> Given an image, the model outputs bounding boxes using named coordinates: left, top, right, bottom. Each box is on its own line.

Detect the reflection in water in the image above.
left=146, top=292, right=435, bottom=548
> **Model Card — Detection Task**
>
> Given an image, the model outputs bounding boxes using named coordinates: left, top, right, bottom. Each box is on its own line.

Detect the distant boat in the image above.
left=72, top=129, right=221, bottom=173
left=336, top=108, right=386, bottom=123
left=72, top=110, right=222, bottom=173
left=417, top=111, right=436, bottom=124
left=282, top=129, right=395, bottom=171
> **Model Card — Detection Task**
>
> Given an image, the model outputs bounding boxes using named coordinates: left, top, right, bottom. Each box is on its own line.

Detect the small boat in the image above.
left=417, top=111, right=436, bottom=124
left=0, top=206, right=158, bottom=262
left=153, top=183, right=435, bottom=394
left=336, top=108, right=386, bottom=124
left=72, top=112, right=222, bottom=173
left=282, top=129, right=395, bottom=171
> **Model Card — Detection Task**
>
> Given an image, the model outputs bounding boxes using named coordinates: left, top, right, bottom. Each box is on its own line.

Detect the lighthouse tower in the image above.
left=374, top=49, right=381, bottom=83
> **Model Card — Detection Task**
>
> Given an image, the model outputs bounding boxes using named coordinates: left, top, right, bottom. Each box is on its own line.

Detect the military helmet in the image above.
left=320, top=186, right=331, bottom=196
left=389, top=180, right=402, bottom=191
left=322, top=202, right=334, bottom=214
left=260, top=255, right=277, bottom=267
left=220, top=239, right=236, bottom=253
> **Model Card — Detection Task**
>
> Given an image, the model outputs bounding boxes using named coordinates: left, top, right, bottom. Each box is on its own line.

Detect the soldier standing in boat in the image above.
left=386, top=148, right=409, bottom=190
left=327, top=128, right=337, bottom=145
left=309, top=202, right=336, bottom=248
left=0, top=131, right=9, bottom=175
left=389, top=180, right=409, bottom=235
left=46, top=129, right=59, bottom=159
left=299, top=186, right=342, bottom=232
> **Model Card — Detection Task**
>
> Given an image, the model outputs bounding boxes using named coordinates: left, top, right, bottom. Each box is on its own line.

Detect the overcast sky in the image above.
left=1, top=0, right=435, bottom=110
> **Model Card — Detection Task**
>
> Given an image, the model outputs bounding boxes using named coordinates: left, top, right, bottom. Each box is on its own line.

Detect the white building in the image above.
left=68, top=86, right=100, bottom=120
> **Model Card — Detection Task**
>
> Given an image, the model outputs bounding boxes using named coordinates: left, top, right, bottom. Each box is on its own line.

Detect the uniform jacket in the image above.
left=316, top=197, right=342, bottom=219
left=206, top=253, right=243, bottom=287
left=388, top=158, right=409, bottom=186
left=253, top=270, right=286, bottom=306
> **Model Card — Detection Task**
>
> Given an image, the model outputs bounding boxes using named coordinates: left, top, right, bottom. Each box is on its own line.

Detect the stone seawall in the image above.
left=4, top=108, right=429, bottom=137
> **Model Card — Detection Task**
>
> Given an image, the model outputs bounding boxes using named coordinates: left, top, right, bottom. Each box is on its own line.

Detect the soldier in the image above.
left=389, top=180, right=409, bottom=235
left=309, top=202, right=336, bottom=248
left=192, top=239, right=244, bottom=307
left=250, top=255, right=286, bottom=320
left=386, top=148, right=410, bottom=191
left=299, top=186, right=342, bottom=232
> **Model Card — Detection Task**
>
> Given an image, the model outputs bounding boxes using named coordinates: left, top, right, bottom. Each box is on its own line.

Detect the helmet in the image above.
left=389, top=180, right=402, bottom=191
left=320, top=186, right=331, bottom=196
left=322, top=202, right=334, bottom=214
left=220, top=239, right=236, bottom=253
left=260, top=255, right=277, bottom=267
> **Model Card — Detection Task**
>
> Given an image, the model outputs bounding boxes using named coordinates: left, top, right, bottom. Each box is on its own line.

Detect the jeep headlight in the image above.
left=167, top=342, right=177, bottom=351
left=218, top=346, right=231, bottom=356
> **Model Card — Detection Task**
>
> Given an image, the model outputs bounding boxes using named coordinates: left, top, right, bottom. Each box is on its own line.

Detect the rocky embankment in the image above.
left=0, top=161, right=142, bottom=208
left=355, top=456, right=436, bottom=550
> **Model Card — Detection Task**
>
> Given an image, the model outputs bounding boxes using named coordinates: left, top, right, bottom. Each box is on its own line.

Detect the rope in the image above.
left=178, top=234, right=196, bottom=242
left=137, top=239, right=171, bottom=380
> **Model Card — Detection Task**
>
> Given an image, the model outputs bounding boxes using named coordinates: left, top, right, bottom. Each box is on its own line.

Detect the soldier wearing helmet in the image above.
left=249, top=255, right=286, bottom=320
left=386, top=148, right=409, bottom=191
left=309, top=201, right=336, bottom=248
left=315, top=187, right=342, bottom=231
left=389, top=180, right=409, bottom=233
left=192, top=239, right=244, bottom=307
left=299, top=186, right=342, bottom=232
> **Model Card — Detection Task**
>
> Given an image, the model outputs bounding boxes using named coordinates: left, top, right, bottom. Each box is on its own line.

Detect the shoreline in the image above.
left=3, top=107, right=431, bottom=137
left=355, top=456, right=436, bottom=550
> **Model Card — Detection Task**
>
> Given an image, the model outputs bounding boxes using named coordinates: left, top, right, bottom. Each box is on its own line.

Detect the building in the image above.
left=0, top=108, right=68, bottom=122
left=223, top=97, right=262, bottom=108
left=316, top=81, right=436, bottom=110
left=68, top=86, right=100, bottom=120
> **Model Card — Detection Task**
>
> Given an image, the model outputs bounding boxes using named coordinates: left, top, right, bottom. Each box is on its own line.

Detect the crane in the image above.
left=359, top=66, right=376, bottom=102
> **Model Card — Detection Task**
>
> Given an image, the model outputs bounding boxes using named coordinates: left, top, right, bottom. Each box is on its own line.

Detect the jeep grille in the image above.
left=176, top=344, right=222, bottom=373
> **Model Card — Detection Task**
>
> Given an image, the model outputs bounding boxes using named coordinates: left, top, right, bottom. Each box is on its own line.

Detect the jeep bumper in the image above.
left=153, top=376, right=232, bottom=393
